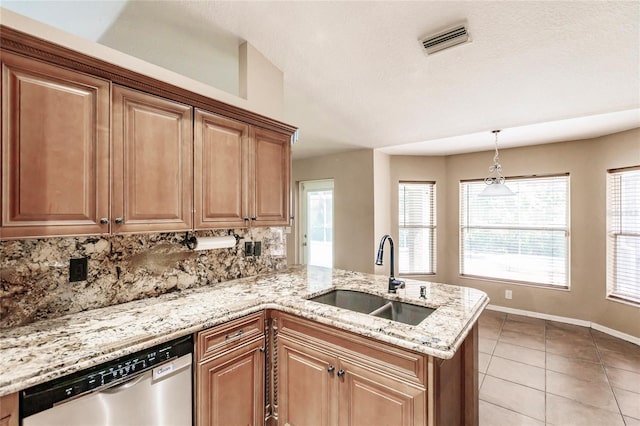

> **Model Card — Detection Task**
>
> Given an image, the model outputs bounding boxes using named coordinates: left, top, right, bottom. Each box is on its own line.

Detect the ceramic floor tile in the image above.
left=624, top=415, right=640, bottom=426
left=479, top=324, right=501, bottom=340
left=545, top=338, right=600, bottom=362
left=479, top=400, right=544, bottom=426
left=606, top=366, right=640, bottom=393
left=479, top=375, right=545, bottom=421
left=600, top=348, right=640, bottom=374
left=546, top=320, right=592, bottom=336
left=546, top=328, right=595, bottom=346
left=479, top=337, right=498, bottom=354
left=487, top=356, right=545, bottom=391
left=546, top=370, right=619, bottom=412
left=479, top=352, right=491, bottom=373
left=546, top=393, right=625, bottom=426
left=498, top=329, right=546, bottom=351
left=493, top=341, right=545, bottom=368
left=613, top=387, right=640, bottom=419
left=545, top=352, right=608, bottom=382
left=502, top=319, right=545, bottom=337
left=506, top=313, right=545, bottom=326
left=591, top=330, right=640, bottom=356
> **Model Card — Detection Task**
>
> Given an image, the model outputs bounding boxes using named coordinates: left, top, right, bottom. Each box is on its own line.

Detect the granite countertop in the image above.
left=0, top=265, right=488, bottom=397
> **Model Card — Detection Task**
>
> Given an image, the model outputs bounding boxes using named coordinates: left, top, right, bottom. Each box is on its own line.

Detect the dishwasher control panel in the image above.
left=21, top=335, right=193, bottom=418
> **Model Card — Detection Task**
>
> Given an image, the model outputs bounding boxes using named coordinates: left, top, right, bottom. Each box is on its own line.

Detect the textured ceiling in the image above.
left=3, top=1, right=639, bottom=158
left=177, top=1, right=640, bottom=158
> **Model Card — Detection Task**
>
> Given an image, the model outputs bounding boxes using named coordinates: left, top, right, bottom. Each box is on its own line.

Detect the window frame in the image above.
left=398, top=181, right=436, bottom=276
left=459, top=174, right=570, bottom=289
left=606, top=166, right=640, bottom=306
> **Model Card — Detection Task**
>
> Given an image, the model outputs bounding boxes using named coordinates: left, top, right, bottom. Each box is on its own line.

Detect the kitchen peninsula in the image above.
left=0, top=266, right=487, bottom=425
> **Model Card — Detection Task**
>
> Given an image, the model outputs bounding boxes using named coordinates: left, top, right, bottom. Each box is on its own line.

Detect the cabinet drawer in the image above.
left=197, top=312, right=265, bottom=361
left=275, top=312, right=427, bottom=387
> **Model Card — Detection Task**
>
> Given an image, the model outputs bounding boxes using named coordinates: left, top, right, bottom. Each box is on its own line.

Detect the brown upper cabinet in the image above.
left=194, top=110, right=291, bottom=230
left=252, top=127, right=291, bottom=226
left=0, top=30, right=295, bottom=240
left=194, top=109, right=249, bottom=229
left=1, top=52, right=110, bottom=239
left=112, top=85, right=193, bottom=233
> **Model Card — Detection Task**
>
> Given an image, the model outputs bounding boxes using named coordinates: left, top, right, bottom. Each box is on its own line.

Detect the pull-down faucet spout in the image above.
left=375, top=235, right=405, bottom=293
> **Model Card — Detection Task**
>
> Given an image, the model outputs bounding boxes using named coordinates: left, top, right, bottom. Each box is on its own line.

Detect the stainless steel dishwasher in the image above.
left=21, top=335, right=193, bottom=426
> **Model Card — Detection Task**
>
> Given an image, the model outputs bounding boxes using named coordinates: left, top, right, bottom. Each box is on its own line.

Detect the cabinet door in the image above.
left=278, top=335, right=338, bottom=426
left=197, top=338, right=265, bottom=426
left=1, top=52, right=110, bottom=239
left=194, top=109, right=249, bottom=229
left=251, top=127, right=290, bottom=226
left=112, top=85, right=192, bottom=233
left=338, top=359, right=425, bottom=426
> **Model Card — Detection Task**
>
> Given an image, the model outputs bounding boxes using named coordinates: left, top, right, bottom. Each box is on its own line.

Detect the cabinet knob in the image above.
left=337, top=369, right=345, bottom=377
left=251, top=217, right=257, bottom=221
left=259, top=346, right=265, bottom=353
left=327, top=365, right=335, bottom=373
left=100, top=218, right=109, bottom=225
left=115, top=218, right=124, bottom=225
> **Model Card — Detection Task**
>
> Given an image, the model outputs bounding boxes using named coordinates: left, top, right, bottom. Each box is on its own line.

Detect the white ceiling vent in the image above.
left=420, top=24, right=470, bottom=55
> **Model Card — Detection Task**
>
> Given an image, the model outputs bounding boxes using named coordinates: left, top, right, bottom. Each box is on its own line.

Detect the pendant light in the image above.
left=479, top=130, right=514, bottom=196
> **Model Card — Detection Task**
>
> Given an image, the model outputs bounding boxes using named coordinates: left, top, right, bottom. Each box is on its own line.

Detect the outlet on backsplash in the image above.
left=505, top=289, right=512, bottom=300
left=69, top=257, right=88, bottom=282
left=244, top=241, right=262, bottom=257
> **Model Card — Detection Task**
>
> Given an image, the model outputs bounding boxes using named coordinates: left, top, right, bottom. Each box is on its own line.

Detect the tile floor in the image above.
left=478, top=309, right=640, bottom=426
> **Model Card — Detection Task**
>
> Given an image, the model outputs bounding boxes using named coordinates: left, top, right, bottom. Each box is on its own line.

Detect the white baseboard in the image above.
left=486, top=304, right=640, bottom=346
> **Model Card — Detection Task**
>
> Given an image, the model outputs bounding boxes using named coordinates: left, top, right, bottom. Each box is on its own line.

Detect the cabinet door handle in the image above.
left=337, top=369, right=345, bottom=377
left=259, top=346, right=265, bottom=353
left=251, top=217, right=257, bottom=221
left=115, top=217, right=124, bottom=225
left=327, top=365, right=335, bottom=373
left=100, top=218, right=109, bottom=225
left=225, top=329, right=243, bottom=339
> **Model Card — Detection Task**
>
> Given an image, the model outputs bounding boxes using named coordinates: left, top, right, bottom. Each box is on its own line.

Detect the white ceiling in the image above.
left=3, top=1, right=639, bottom=159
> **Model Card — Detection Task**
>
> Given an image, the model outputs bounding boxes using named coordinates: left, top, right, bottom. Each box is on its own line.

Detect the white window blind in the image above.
left=607, top=167, right=640, bottom=305
left=398, top=182, right=436, bottom=274
left=460, top=175, right=569, bottom=287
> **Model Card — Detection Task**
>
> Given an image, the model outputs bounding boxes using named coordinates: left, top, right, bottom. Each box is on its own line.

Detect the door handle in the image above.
left=337, top=369, right=345, bottom=377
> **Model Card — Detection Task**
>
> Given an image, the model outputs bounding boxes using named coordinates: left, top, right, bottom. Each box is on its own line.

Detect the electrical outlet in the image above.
left=69, top=257, right=88, bottom=282
left=245, top=241, right=254, bottom=257
left=254, top=241, right=261, bottom=257
left=505, top=289, right=513, bottom=300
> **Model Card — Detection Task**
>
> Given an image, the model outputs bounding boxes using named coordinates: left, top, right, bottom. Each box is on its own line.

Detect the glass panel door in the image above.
left=300, top=179, right=334, bottom=267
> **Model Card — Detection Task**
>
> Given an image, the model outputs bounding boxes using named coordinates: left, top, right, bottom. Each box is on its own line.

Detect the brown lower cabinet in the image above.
left=196, top=312, right=266, bottom=426
left=0, top=392, right=18, bottom=426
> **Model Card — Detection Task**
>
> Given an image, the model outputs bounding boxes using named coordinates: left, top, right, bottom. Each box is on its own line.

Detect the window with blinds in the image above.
left=607, top=167, right=640, bottom=305
left=398, top=182, right=436, bottom=275
left=460, top=175, right=569, bottom=287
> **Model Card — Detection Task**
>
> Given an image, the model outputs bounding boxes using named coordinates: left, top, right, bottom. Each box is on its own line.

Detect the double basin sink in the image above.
left=308, top=289, right=435, bottom=326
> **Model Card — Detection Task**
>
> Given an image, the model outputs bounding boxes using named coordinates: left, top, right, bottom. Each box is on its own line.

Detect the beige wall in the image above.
left=288, top=150, right=376, bottom=273
left=442, top=129, right=639, bottom=337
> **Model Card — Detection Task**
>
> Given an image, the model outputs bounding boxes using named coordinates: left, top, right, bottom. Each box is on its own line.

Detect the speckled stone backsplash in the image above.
left=0, top=228, right=287, bottom=328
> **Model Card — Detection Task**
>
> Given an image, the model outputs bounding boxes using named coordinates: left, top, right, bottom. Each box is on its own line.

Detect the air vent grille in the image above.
left=420, top=25, right=470, bottom=55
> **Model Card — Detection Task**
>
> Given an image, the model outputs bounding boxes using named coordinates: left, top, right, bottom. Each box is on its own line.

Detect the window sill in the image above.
left=606, top=294, right=640, bottom=308
left=459, top=274, right=570, bottom=291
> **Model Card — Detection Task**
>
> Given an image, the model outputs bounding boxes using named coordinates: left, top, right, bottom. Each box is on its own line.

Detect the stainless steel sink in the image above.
left=308, top=289, right=435, bottom=325
left=308, top=289, right=388, bottom=314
